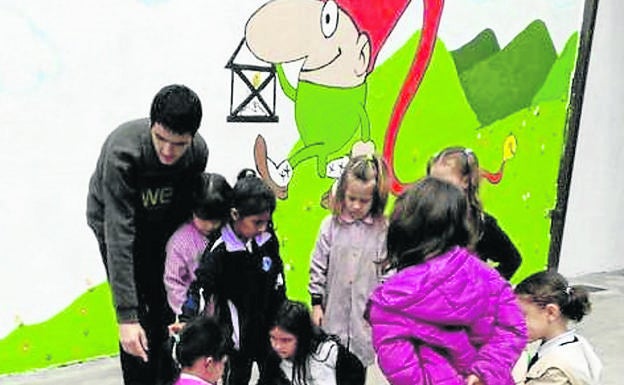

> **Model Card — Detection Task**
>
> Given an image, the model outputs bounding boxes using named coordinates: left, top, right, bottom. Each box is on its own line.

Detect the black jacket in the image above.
left=476, top=212, right=522, bottom=280
left=181, top=224, right=286, bottom=357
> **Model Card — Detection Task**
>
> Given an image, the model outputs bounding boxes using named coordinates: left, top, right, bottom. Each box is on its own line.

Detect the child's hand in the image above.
left=168, top=321, right=186, bottom=336
left=312, top=305, right=324, bottom=326
left=465, top=374, right=483, bottom=385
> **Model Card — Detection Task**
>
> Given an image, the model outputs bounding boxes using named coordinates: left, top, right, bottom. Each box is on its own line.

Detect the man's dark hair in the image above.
left=150, top=84, right=202, bottom=135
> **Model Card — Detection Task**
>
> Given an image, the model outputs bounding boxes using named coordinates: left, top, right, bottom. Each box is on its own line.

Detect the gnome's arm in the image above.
left=358, top=101, right=370, bottom=142
left=275, top=63, right=297, bottom=102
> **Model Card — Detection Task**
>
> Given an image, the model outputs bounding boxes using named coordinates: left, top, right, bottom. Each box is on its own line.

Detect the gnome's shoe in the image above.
left=325, top=156, right=350, bottom=179
left=254, top=135, right=290, bottom=199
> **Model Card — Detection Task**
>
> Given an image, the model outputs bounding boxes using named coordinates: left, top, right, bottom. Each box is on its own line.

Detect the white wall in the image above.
left=559, top=1, right=624, bottom=276
left=0, top=0, right=591, bottom=339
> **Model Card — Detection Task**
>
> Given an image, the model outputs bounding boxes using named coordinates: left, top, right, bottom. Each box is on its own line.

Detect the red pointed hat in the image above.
left=331, top=0, right=412, bottom=71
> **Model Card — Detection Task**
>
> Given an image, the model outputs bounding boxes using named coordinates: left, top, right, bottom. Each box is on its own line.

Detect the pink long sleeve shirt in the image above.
left=164, top=221, right=210, bottom=315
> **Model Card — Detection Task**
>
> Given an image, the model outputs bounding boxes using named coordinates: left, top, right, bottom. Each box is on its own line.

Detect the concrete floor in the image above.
left=1, top=269, right=622, bottom=385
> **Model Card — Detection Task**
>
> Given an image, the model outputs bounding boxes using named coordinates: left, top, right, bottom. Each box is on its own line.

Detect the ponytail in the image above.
left=515, top=270, right=591, bottom=322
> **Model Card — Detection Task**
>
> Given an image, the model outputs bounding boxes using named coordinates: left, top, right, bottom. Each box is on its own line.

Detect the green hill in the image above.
left=452, top=28, right=501, bottom=74
left=460, top=20, right=558, bottom=125
left=0, top=283, right=117, bottom=375
left=532, top=32, right=579, bottom=105
left=366, top=31, right=481, bottom=182
left=274, top=30, right=482, bottom=302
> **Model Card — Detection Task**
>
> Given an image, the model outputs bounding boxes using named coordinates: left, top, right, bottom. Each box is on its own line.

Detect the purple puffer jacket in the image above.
left=368, top=246, right=527, bottom=385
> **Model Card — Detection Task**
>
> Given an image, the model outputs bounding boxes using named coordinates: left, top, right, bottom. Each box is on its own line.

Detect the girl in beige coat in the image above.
left=514, top=271, right=602, bottom=385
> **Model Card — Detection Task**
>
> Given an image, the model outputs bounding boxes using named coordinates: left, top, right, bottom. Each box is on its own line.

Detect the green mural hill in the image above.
left=533, top=32, right=579, bottom=105
left=0, top=26, right=578, bottom=375
left=275, top=30, right=482, bottom=303
left=451, top=28, right=501, bottom=74
left=0, top=283, right=117, bottom=375
left=367, top=31, right=481, bottom=183
left=475, top=101, right=567, bottom=279
left=460, top=20, right=558, bottom=125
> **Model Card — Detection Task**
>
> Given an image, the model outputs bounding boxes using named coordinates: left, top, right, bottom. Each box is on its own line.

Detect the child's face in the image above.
left=429, top=159, right=468, bottom=190
left=269, top=326, right=297, bottom=360
left=232, top=210, right=271, bottom=240
left=192, top=215, right=222, bottom=236
left=343, top=177, right=375, bottom=220
left=517, top=295, right=554, bottom=342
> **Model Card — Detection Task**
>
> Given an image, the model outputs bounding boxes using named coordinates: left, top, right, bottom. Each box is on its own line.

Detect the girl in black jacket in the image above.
left=427, top=146, right=522, bottom=280
left=179, top=169, right=286, bottom=385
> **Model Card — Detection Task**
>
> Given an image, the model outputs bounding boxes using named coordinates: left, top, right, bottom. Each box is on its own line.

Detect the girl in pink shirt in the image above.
left=173, top=317, right=229, bottom=385
left=164, top=173, right=232, bottom=315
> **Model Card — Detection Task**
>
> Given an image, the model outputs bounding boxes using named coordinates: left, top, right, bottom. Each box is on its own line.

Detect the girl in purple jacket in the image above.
left=367, top=177, right=527, bottom=385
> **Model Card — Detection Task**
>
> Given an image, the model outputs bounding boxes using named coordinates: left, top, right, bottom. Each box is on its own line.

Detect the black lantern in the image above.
left=225, top=38, right=278, bottom=123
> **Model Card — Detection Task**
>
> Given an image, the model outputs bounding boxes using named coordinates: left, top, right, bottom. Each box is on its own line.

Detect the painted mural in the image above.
left=0, top=0, right=591, bottom=375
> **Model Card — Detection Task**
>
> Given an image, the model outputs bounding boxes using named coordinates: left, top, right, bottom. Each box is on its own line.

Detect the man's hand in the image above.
left=311, top=305, right=324, bottom=327
left=119, top=322, right=149, bottom=362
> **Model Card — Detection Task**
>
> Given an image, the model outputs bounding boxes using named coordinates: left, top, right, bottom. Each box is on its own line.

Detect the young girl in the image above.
left=164, top=172, right=233, bottom=315
left=173, top=317, right=229, bottom=385
left=427, top=146, right=522, bottom=280
left=308, top=154, right=389, bottom=368
left=367, top=177, right=527, bottom=385
left=514, top=271, right=602, bottom=384
left=179, top=169, right=286, bottom=385
left=260, top=300, right=365, bottom=385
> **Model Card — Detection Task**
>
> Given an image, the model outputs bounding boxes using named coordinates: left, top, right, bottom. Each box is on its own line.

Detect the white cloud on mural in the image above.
left=0, top=8, right=59, bottom=93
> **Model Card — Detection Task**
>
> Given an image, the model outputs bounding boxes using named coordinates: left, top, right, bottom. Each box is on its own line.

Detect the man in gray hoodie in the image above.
left=87, top=84, right=208, bottom=385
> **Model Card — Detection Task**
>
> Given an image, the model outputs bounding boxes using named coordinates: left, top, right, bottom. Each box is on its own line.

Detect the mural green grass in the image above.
left=0, top=283, right=118, bottom=375
left=0, top=24, right=576, bottom=375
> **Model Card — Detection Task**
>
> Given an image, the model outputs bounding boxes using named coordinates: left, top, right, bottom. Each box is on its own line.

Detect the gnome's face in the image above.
left=245, top=0, right=370, bottom=88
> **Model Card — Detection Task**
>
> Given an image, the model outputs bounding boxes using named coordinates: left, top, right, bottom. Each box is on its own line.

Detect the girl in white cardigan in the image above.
left=260, top=300, right=365, bottom=385
left=514, top=271, right=602, bottom=385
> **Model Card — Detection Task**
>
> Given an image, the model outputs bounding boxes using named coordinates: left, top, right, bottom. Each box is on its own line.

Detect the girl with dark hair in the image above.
left=427, top=146, right=522, bottom=280
left=179, top=169, right=286, bottom=385
left=309, top=154, right=389, bottom=370
left=260, top=300, right=365, bottom=385
left=164, top=172, right=233, bottom=316
left=514, top=271, right=602, bottom=384
left=367, top=177, right=527, bottom=385
left=172, top=317, right=229, bottom=385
